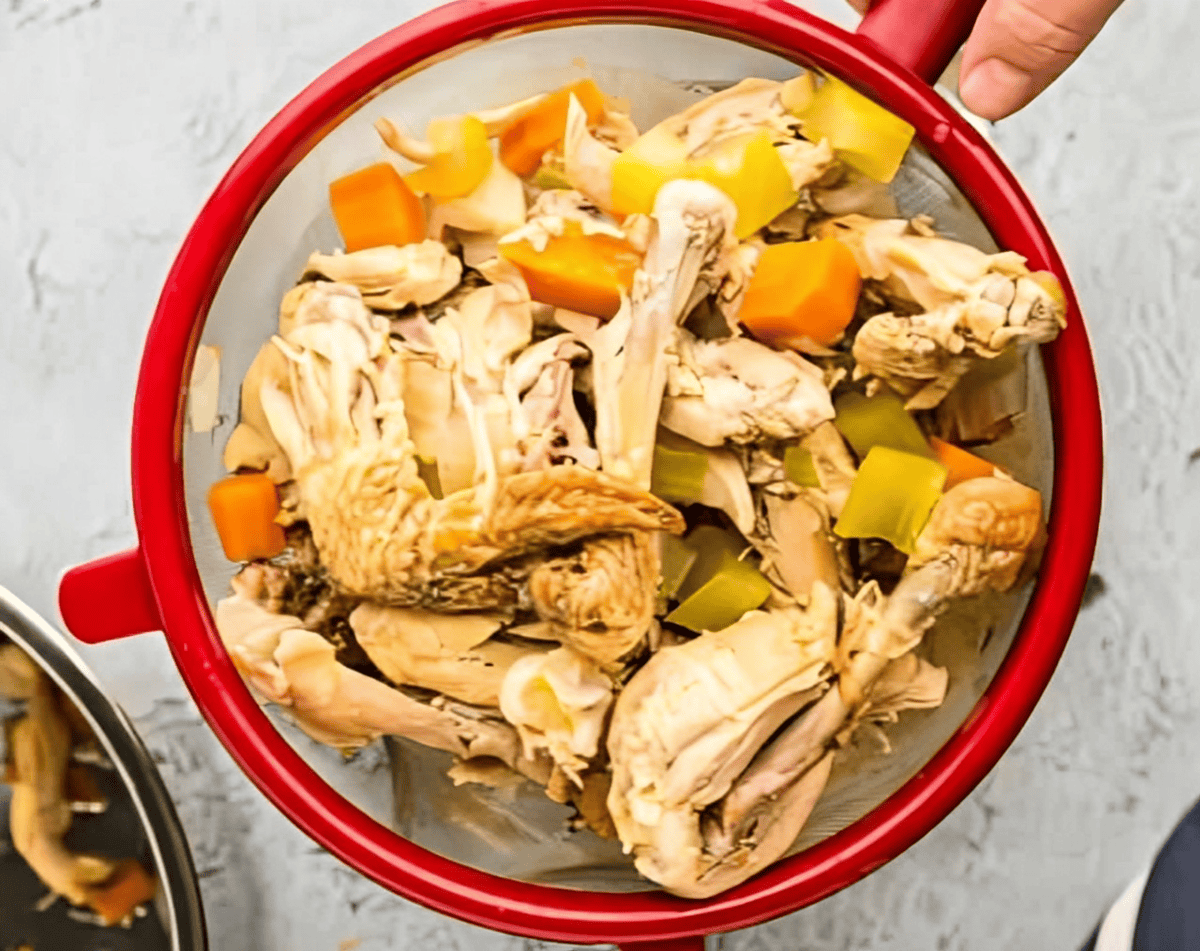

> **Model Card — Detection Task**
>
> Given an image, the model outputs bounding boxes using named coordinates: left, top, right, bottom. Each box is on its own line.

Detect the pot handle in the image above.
left=617, top=940, right=706, bottom=951
left=58, top=548, right=163, bottom=644
left=854, top=0, right=987, bottom=85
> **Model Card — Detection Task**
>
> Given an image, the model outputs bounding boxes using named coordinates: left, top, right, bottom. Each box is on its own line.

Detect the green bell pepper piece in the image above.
left=834, top=390, right=934, bottom=461
left=666, top=553, right=772, bottom=633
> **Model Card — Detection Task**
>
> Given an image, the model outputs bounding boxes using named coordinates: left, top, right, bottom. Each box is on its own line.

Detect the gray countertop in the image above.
left=2, top=0, right=1197, bottom=948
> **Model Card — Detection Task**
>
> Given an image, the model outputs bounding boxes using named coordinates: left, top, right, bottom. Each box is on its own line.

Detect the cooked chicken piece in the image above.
left=528, top=532, right=660, bottom=668
left=398, top=347, right=478, bottom=497
left=349, top=604, right=542, bottom=707
left=591, top=180, right=739, bottom=488
left=305, top=242, right=462, bottom=310
left=607, top=584, right=839, bottom=897
left=611, top=466, right=1043, bottom=897
left=842, top=652, right=949, bottom=752
left=753, top=493, right=841, bottom=601
left=660, top=333, right=834, bottom=447
left=775, top=138, right=836, bottom=191
left=685, top=572, right=944, bottom=899
left=657, top=428, right=756, bottom=535
left=428, top=158, right=527, bottom=238
left=499, top=645, right=613, bottom=786
left=564, top=76, right=834, bottom=216
left=562, top=95, right=620, bottom=209
left=257, top=283, right=681, bottom=607
left=800, top=421, right=857, bottom=518
left=1, top=646, right=117, bottom=907
left=216, top=566, right=550, bottom=784
left=817, top=214, right=1067, bottom=409
left=503, top=333, right=598, bottom=471
left=810, top=166, right=899, bottom=219
left=687, top=475, right=1042, bottom=895
left=223, top=422, right=291, bottom=483
left=907, top=475, right=1044, bottom=596
left=232, top=340, right=294, bottom=484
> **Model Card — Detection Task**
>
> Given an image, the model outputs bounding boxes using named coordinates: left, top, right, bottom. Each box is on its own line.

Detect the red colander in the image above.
left=56, top=0, right=1103, bottom=946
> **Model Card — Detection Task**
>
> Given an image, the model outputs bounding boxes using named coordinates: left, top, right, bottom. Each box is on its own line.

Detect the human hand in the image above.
left=849, top=0, right=1124, bottom=120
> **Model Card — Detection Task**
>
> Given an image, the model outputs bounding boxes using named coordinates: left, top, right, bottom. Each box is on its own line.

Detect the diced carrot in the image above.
left=85, top=859, right=157, bottom=926
left=500, top=80, right=608, bottom=177
left=499, top=221, right=642, bottom=319
left=929, top=436, right=998, bottom=488
left=738, top=239, right=861, bottom=348
left=329, top=163, right=425, bottom=252
left=207, top=473, right=286, bottom=563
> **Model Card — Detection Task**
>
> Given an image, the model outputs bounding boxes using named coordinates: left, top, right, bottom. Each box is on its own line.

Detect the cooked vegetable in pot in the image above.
left=206, top=68, right=1064, bottom=898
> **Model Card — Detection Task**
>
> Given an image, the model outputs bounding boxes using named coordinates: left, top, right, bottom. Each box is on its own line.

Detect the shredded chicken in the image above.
left=661, top=333, right=835, bottom=446
left=306, top=242, right=462, bottom=310
left=258, top=282, right=682, bottom=607
left=591, top=180, right=739, bottom=488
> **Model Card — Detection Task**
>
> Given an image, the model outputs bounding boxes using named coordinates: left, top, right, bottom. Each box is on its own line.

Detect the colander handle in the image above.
left=58, top=547, right=162, bottom=644
left=855, top=0, right=987, bottom=84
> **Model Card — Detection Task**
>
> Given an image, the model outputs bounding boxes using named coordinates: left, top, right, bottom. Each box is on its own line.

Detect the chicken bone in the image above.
left=590, top=179, right=739, bottom=488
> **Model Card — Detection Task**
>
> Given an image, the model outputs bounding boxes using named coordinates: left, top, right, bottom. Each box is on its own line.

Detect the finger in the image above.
left=846, top=0, right=871, bottom=15
left=958, top=0, right=1124, bottom=120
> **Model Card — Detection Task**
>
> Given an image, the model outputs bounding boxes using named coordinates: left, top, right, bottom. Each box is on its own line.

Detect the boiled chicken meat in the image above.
left=818, top=214, right=1067, bottom=408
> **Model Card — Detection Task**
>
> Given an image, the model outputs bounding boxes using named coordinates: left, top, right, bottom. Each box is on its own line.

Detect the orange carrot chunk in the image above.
left=499, top=222, right=642, bottom=319
left=500, top=80, right=608, bottom=177
left=929, top=436, right=998, bottom=488
left=329, top=162, right=425, bottom=252
left=207, top=473, right=287, bottom=563
left=85, top=859, right=158, bottom=926
left=739, top=239, right=862, bottom=348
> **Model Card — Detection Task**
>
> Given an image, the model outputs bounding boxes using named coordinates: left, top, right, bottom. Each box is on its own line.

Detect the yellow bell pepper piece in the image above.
left=739, top=239, right=862, bottom=347
left=790, top=75, right=914, bottom=184
left=611, top=129, right=797, bottom=238
left=500, top=79, right=608, bottom=177
left=405, top=115, right=493, bottom=200
left=833, top=446, right=947, bottom=554
left=610, top=125, right=690, bottom=218
left=498, top=221, right=643, bottom=319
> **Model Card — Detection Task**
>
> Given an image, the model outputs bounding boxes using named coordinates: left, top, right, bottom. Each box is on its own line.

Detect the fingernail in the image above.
left=959, top=58, right=1037, bottom=121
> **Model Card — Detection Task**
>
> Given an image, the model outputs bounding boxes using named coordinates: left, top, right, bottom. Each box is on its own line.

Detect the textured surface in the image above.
left=0, top=0, right=1196, bottom=949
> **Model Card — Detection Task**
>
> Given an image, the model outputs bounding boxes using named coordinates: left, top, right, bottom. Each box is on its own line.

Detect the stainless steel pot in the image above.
left=0, top=587, right=207, bottom=950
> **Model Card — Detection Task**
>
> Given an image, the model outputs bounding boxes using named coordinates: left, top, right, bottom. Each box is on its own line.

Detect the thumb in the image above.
left=958, top=0, right=1124, bottom=121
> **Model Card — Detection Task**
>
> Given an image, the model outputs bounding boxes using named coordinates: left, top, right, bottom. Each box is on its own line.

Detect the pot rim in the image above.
left=127, top=0, right=1102, bottom=941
